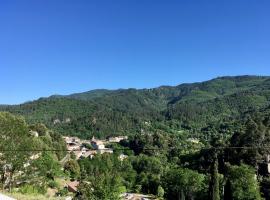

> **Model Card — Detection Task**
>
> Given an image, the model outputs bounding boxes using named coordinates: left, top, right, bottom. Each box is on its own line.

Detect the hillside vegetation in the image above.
left=2, top=76, right=270, bottom=199
left=1, top=76, right=270, bottom=139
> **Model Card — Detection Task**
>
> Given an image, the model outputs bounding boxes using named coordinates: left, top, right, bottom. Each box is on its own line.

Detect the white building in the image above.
left=98, top=148, right=113, bottom=154
left=108, top=136, right=128, bottom=143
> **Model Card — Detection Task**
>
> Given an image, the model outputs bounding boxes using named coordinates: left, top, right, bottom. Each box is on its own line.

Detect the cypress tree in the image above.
left=209, top=153, right=220, bottom=200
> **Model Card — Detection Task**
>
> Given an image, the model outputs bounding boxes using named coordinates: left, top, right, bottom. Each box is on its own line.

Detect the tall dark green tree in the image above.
left=209, top=156, right=220, bottom=200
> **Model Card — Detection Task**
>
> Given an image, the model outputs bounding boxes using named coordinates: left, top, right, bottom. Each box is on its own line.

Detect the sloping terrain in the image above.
left=1, top=75, right=270, bottom=138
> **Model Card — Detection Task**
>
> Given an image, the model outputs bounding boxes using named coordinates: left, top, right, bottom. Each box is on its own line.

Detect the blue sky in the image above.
left=0, top=0, right=270, bottom=104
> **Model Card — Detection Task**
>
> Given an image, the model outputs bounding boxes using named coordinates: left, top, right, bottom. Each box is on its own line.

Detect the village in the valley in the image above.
left=63, top=135, right=127, bottom=160
left=62, top=135, right=155, bottom=200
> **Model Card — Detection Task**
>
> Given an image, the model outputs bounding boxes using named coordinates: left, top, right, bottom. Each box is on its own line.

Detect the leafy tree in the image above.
left=77, top=173, right=123, bottom=200
left=132, top=154, right=163, bottom=194
left=64, top=160, right=80, bottom=179
left=79, top=154, right=136, bottom=191
left=227, top=164, right=262, bottom=200
left=0, top=112, right=34, bottom=191
left=29, top=123, right=48, bottom=136
left=163, top=167, right=206, bottom=200
left=31, top=152, right=62, bottom=184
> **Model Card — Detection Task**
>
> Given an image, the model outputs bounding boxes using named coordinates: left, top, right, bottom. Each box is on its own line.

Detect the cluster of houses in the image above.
left=63, top=136, right=95, bottom=159
left=63, top=135, right=129, bottom=196
left=63, top=135, right=128, bottom=160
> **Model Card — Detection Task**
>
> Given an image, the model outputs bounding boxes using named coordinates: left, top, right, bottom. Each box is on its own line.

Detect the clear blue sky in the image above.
left=1, top=0, right=270, bottom=104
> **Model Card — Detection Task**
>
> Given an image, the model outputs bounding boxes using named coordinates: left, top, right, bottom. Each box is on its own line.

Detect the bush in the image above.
left=19, top=184, right=46, bottom=195
left=48, top=180, right=59, bottom=189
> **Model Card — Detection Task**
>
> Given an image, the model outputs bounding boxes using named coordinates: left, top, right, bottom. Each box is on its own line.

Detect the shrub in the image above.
left=48, top=180, right=59, bottom=189
left=19, top=184, right=46, bottom=195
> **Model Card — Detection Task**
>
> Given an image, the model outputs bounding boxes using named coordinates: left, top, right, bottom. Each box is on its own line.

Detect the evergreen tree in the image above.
left=209, top=155, right=220, bottom=200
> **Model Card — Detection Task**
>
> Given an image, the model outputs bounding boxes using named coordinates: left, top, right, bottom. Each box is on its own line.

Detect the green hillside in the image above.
left=51, top=89, right=114, bottom=101
left=1, top=75, right=270, bottom=139
left=2, top=75, right=270, bottom=199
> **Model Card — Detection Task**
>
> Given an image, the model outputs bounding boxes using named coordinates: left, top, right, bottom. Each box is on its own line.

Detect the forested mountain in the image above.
left=1, top=75, right=270, bottom=139
left=2, top=75, right=270, bottom=199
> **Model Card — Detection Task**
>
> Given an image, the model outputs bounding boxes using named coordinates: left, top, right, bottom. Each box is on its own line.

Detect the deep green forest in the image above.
left=1, top=75, right=270, bottom=139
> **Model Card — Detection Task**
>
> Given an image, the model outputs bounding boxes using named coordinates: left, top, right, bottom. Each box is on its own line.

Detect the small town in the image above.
left=62, top=135, right=157, bottom=200
left=63, top=135, right=128, bottom=160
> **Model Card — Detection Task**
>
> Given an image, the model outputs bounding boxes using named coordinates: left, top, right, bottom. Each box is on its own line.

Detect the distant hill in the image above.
left=1, top=75, right=270, bottom=138
left=50, top=89, right=115, bottom=101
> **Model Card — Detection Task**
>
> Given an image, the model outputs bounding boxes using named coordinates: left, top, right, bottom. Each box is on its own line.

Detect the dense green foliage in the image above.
left=1, top=76, right=270, bottom=139
left=227, top=164, right=262, bottom=200
left=163, top=167, right=206, bottom=200
left=0, top=112, right=66, bottom=193
left=77, top=154, right=135, bottom=200
left=75, top=108, right=269, bottom=199
left=2, top=76, right=270, bottom=199
left=0, top=112, right=35, bottom=191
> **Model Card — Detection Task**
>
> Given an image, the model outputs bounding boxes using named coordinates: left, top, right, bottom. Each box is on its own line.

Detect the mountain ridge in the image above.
left=1, top=75, right=270, bottom=139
